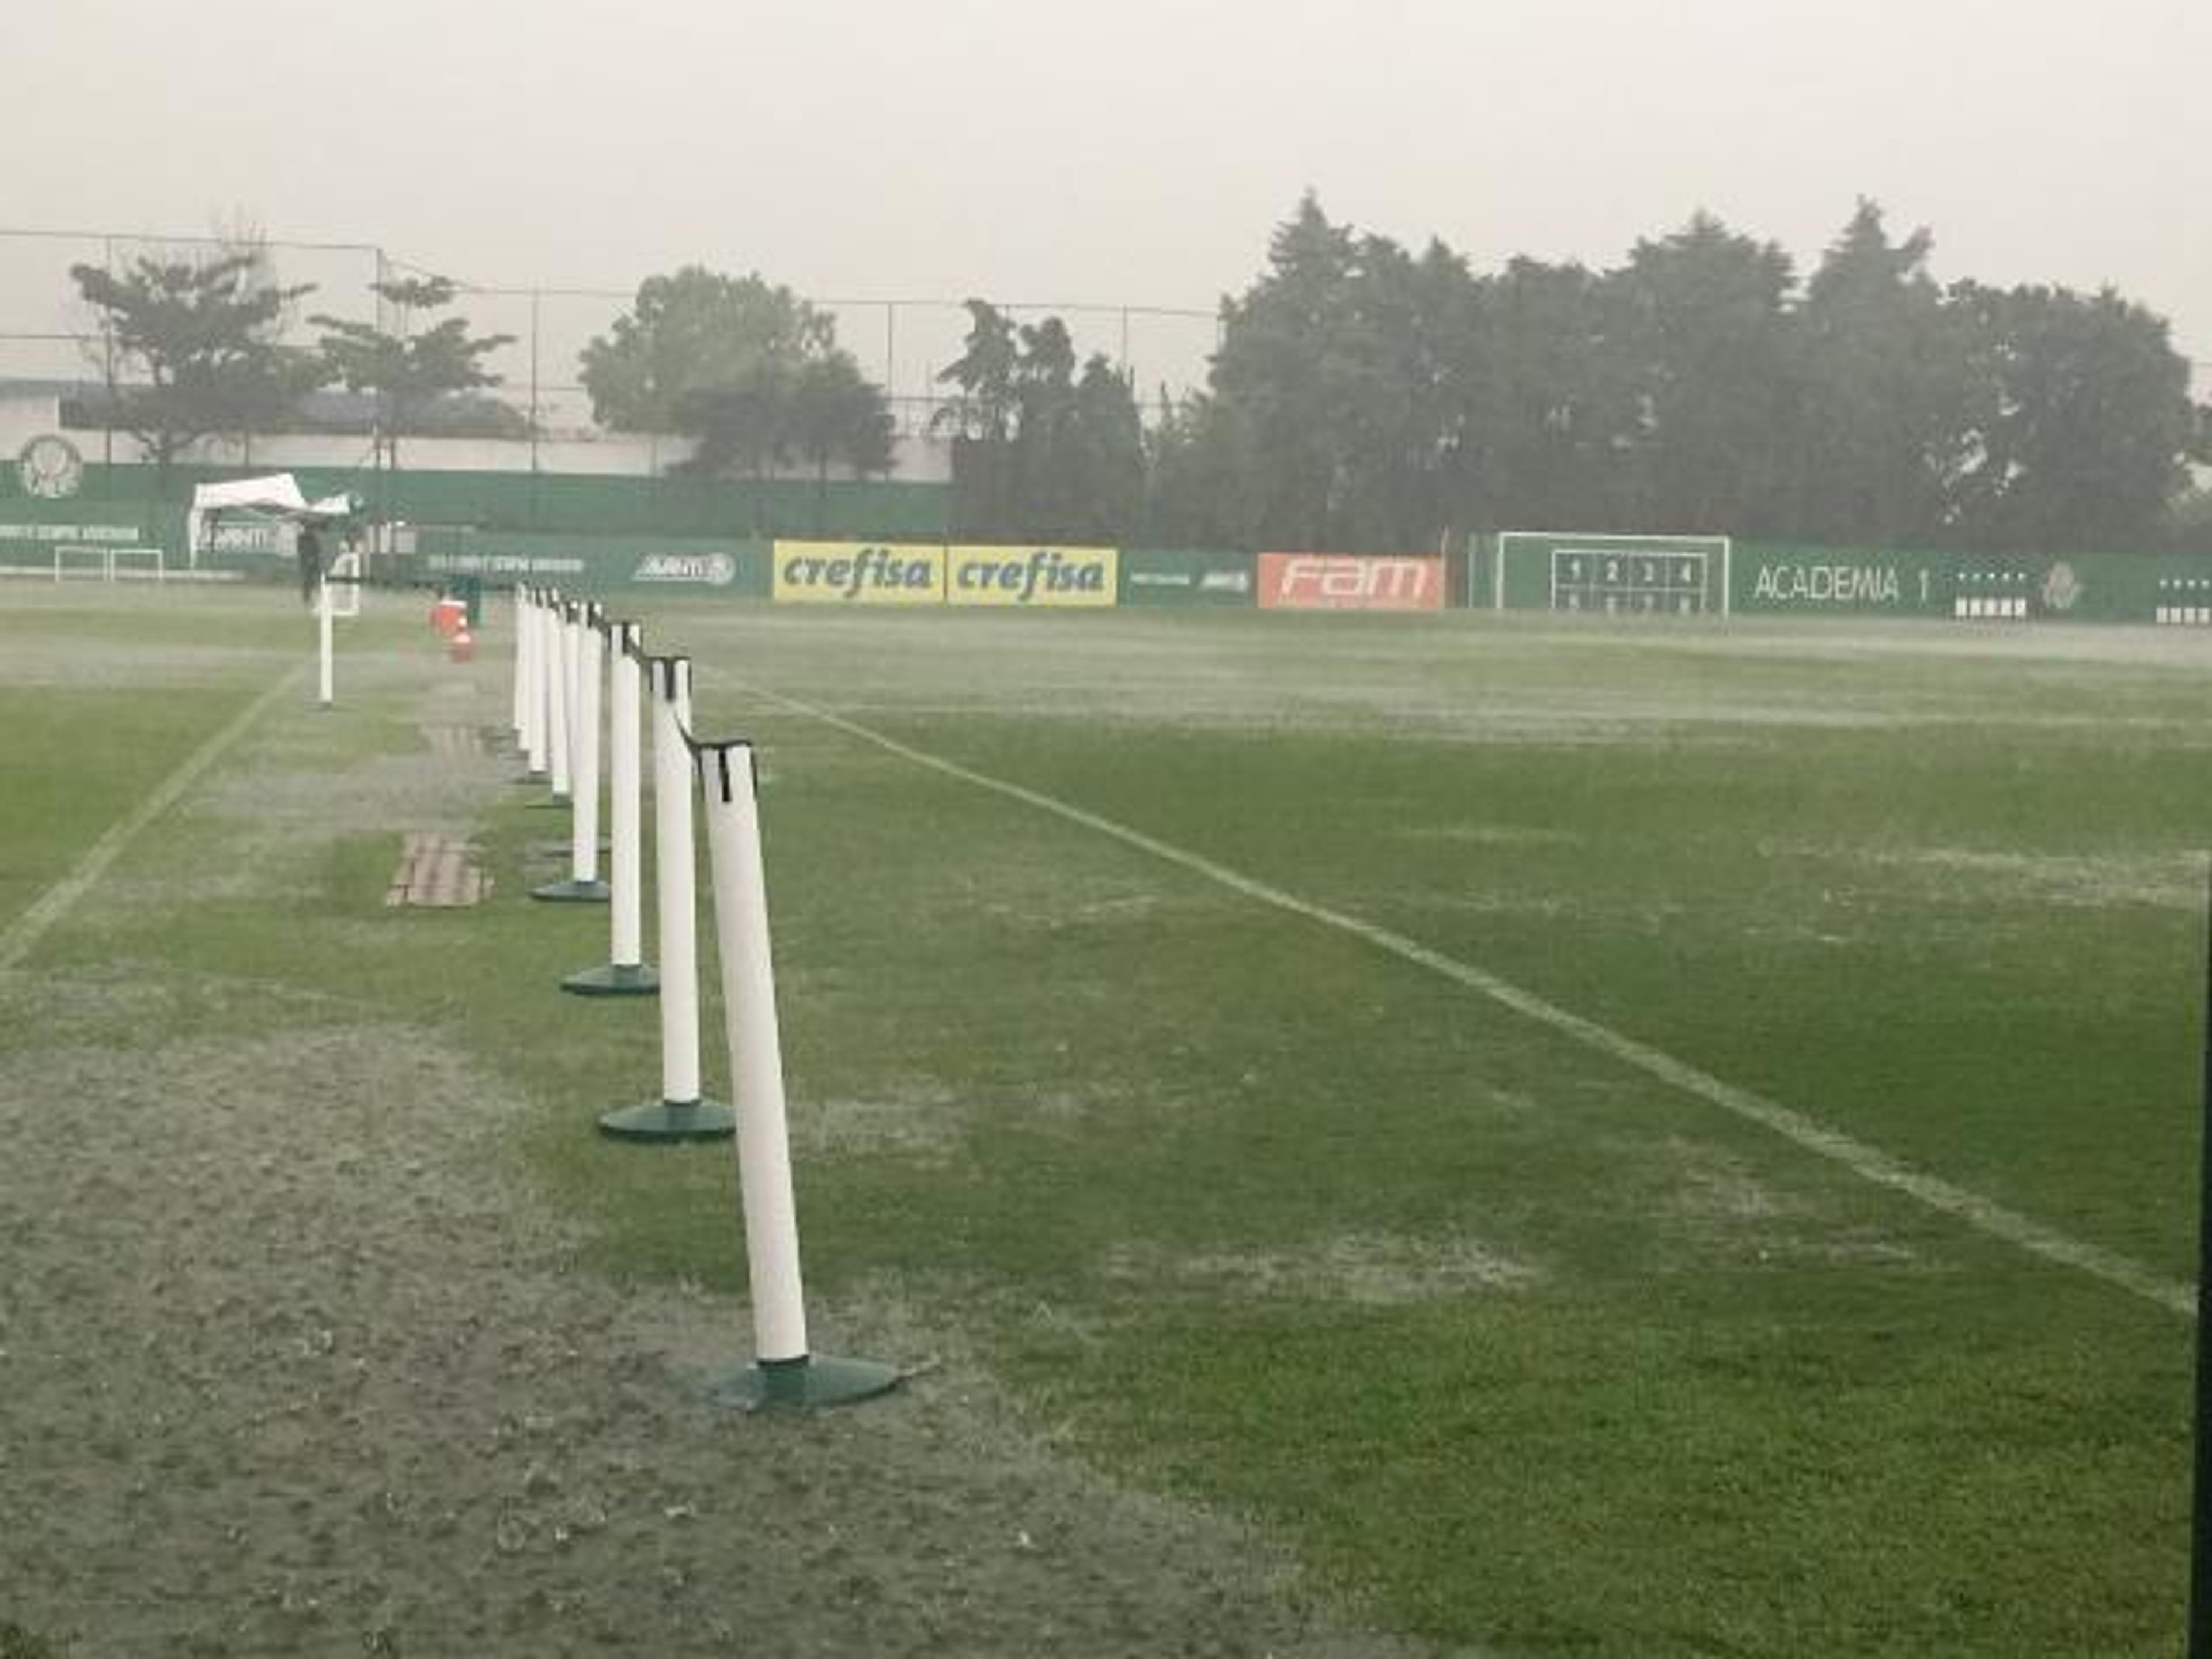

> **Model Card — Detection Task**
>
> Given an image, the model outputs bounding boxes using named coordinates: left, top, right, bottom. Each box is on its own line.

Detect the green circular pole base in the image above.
left=709, top=1354, right=903, bottom=1411
left=528, top=797, right=573, bottom=811
left=597, top=1097, right=734, bottom=1142
left=530, top=878, right=611, bottom=903
left=562, top=962, right=660, bottom=998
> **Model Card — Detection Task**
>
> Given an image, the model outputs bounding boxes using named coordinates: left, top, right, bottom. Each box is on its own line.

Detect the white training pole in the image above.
left=546, top=599, right=573, bottom=801
left=656, top=659, right=702, bottom=1102
left=563, top=601, right=583, bottom=775
left=522, top=590, right=549, bottom=779
left=696, top=739, right=810, bottom=1367
left=316, top=573, right=334, bottom=708
left=608, top=623, right=646, bottom=967
left=570, top=608, right=604, bottom=884
left=533, top=602, right=608, bottom=901
left=594, top=656, right=731, bottom=1137
left=510, top=585, right=529, bottom=747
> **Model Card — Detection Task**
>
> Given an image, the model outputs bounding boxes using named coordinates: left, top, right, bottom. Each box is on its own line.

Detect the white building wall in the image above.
left=0, top=391, right=949, bottom=483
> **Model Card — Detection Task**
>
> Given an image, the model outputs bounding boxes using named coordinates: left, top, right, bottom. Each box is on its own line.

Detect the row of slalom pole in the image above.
left=505, top=584, right=899, bottom=1409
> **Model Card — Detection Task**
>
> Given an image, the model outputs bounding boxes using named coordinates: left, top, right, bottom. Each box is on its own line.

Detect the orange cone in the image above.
left=449, top=622, right=475, bottom=662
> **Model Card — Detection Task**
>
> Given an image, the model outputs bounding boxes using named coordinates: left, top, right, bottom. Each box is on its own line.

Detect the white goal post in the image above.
left=1493, top=531, right=1732, bottom=618
left=53, top=544, right=111, bottom=581
left=52, top=544, right=166, bottom=582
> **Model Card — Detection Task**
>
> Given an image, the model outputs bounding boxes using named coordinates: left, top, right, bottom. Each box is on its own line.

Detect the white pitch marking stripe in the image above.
left=753, top=686, right=2195, bottom=1320
left=0, top=666, right=303, bottom=975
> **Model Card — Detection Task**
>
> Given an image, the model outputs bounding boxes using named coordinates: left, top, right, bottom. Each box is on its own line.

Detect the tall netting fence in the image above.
left=437, top=283, right=1221, bottom=453
left=0, top=227, right=1220, bottom=480
left=0, top=226, right=387, bottom=465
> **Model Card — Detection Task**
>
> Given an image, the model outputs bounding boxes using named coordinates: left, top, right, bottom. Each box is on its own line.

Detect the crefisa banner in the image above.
left=772, top=541, right=1119, bottom=607
left=946, top=545, right=1117, bottom=607
left=1257, top=553, right=1445, bottom=611
left=774, top=541, right=946, bottom=604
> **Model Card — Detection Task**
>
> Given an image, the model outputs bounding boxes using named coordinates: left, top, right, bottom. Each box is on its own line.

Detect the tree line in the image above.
left=69, top=251, right=517, bottom=485
left=66, top=248, right=892, bottom=533
left=987, top=195, right=2209, bottom=555
left=63, top=200, right=2211, bottom=554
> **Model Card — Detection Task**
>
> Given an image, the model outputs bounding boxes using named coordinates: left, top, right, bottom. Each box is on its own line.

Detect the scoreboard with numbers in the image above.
left=1550, top=547, right=1710, bottom=615
left=1493, top=532, right=1732, bottom=616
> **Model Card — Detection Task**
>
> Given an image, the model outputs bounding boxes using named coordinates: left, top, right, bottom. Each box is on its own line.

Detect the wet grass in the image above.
left=7, top=590, right=2209, bottom=1656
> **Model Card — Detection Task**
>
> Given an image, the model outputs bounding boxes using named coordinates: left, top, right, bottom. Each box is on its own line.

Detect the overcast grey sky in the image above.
left=8, top=0, right=2207, bottom=403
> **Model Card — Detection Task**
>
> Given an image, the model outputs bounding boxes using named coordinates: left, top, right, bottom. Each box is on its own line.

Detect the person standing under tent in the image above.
left=296, top=521, right=325, bottom=605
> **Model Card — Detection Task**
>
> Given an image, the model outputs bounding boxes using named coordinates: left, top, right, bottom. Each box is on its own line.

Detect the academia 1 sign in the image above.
left=1257, top=553, right=1444, bottom=612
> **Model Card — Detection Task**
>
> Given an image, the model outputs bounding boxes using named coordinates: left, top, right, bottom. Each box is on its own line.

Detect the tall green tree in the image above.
left=1336, top=234, right=1485, bottom=552
left=1142, top=390, right=1247, bottom=548
left=312, top=275, right=514, bottom=472
left=1608, top=211, right=1796, bottom=533
left=1944, top=282, right=2195, bottom=551
left=1786, top=200, right=1978, bottom=547
left=1061, top=355, right=1147, bottom=542
left=786, top=354, right=897, bottom=534
left=935, top=309, right=1147, bottom=543
left=1207, top=196, right=1488, bottom=551
left=934, top=300, right=1024, bottom=536
left=672, top=349, right=896, bottom=532
left=672, top=367, right=794, bottom=495
left=581, top=267, right=834, bottom=433
left=1459, top=257, right=1638, bottom=532
left=70, top=250, right=323, bottom=479
left=1208, top=192, right=1372, bottom=548
left=1009, top=316, right=1080, bottom=536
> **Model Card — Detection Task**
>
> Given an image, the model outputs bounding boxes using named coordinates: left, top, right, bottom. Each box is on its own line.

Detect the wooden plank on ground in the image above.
left=384, top=832, right=491, bottom=907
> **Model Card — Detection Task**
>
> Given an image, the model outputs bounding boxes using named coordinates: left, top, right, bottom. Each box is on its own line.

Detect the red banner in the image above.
left=1256, top=553, right=1445, bottom=612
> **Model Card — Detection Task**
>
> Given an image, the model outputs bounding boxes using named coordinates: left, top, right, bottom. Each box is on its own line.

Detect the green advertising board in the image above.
left=412, top=529, right=772, bottom=596
left=1118, top=548, right=1256, bottom=607
left=0, top=457, right=949, bottom=546
left=0, top=496, right=184, bottom=573
left=1732, top=543, right=2207, bottom=624
left=1732, top=544, right=1950, bottom=616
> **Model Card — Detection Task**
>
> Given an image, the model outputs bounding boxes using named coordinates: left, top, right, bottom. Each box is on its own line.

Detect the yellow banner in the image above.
left=947, top=546, right=1119, bottom=608
left=772, top=541, right=945, bottom=604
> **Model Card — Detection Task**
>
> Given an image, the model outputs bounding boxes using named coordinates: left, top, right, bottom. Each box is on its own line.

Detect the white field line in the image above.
left=749, top=686, right=2196, bottom=1321
left=0, top=666, right=302, bottom=975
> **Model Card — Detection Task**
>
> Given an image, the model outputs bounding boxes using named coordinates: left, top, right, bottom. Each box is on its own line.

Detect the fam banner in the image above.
left=773, top=541, right=945, bottom=604
left=946, top=545, right=1118, bottom=607
left=1256, top=553, right=1445, bottom=612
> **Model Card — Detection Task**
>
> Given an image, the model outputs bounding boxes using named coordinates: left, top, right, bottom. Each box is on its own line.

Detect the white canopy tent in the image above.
left=186, top=474, right=358, bottom=569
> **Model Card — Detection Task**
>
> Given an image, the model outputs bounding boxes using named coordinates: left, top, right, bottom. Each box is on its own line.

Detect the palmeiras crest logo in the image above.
left=2040, top=561, right=2082, bottom=613
left=18, top=433, right=83, bottom=499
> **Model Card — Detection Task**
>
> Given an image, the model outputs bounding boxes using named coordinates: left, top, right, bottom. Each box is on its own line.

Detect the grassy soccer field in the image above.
left=5, top=587, right=2209, bottom=1655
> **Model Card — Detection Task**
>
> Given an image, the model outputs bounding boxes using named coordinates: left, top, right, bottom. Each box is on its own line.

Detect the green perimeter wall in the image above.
left=1730, top=542, right=2197, bottom=623
left=413, top=529, right=772, bottom=596
left=419, top=539, right=1263, bottom=603
left=1471, top=535, right=2212, bottom=624
left=4, top=480, right=2207, bottom=628
left=0, top=461, right=948, bottom=546
left=1118, top=548, right=1257, bottom=605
